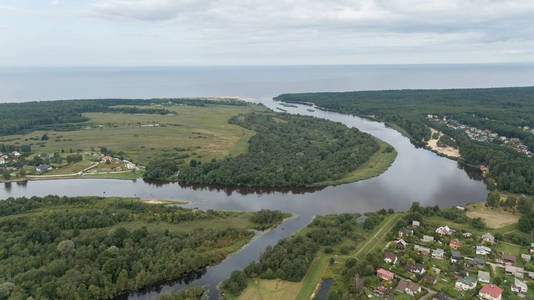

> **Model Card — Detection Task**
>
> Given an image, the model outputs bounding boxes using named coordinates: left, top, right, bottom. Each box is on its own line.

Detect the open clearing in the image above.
left=466, top=202, right=520, bottom=228
left=237, top=279, right=302, bottom=300
left=426, top=128, right=460, bottom=158
left=1, top=103, right=265, bottom=165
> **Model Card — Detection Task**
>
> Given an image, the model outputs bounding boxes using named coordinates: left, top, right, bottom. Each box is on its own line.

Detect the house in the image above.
left=424, top=274, right=437, bottom=284
left=125, top=162, right=137, bottom=170
left=373, top=286, right=391, bottom=296
left=481, top=232, right=495, bottom=245
left=530, top=243, right=534, bottom=255
left=396, top=279, right=421, bottom=296
left=505, top=265, right=524, bottom=278
left=376, top=268, right=395, bottom=282
left=412, top=220, right=420, bottom=228
left=479, top=284, right=503, bottom=300
left=36, top=164, right=51, bottom=172
left=397, top=239, right=407, bottom=250
left=468, top=258, right=485, bottom=268
left=455, top=276, right=477, bottom=291
left=101, top=155, right=113, bottom=163
left=415, top=245, right=430, bottom=256
left=449, top=239, right=462, bottom=249
left=433, top=291, right=451, bottom=300
left=436, top=226, right=455, bottom=236
left=511, top=278, right=528, bottom=293
left=529, top=272, right=534, bottom=280
left=421, top=235, right=434, bottom=243
left=450, top=251, right=462, bottom=263
left=476, top=245, right=492, bottom=256
left=501, top=253, right=517, bottom=265
left=11, top=151, right=21, bottom=157
left=478, top=270, right=490, bottom=283
left=0, top=157, right=5, bottom=165
left=432, top=266, right=441, bottom=275
left=521, top=253, right=531, bottom=262
left=432, top=248, right=445, bottom=259
left=384, top=252, right=398, bottom=264
left=406, top=263, right=426, bottom=274
left=463, top=232, right=473, bottom=238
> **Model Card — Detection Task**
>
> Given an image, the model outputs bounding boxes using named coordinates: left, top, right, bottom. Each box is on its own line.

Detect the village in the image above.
left=426, top=114, right=533, bottom=157
left=0, top=148, right=141, bottom=181
left=370, top=218, right=534, bottom=299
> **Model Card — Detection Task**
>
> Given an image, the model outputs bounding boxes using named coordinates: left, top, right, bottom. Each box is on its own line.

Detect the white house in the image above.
left=511, top=278, right=528, bottom=293
left=436, top=226, right=454, bottom=236
left=478, top=270, right=490, bottom=283
left=476, top=245, right=492, bottom=256
left=432, top=248, right=445, bottom=260
left=421, top=235, right=434, bottom=243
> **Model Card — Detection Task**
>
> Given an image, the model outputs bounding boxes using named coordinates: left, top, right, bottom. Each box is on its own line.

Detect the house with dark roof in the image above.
left=396, top=279, right=421, bottom=296
left=36, top=164, right=51, bottom=172
left=424, top=274, right=437, bottom=284
left=397, top=239, right=407, bottom=250
left=406, top=263, right=426, bottom=274
left=384, top=252, right=398, bottom=264
left=500, top=253, right=517, bottom=265
left=455, top=276, right=477, bottom=291
left=450, top=251, right=462, bottom=263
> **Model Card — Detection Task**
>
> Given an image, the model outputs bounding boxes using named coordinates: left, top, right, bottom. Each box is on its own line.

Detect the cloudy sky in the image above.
left=1, top=0, right=534, bottom=66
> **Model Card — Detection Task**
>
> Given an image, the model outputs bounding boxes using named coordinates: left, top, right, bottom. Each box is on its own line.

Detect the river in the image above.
left=0, top=99, right=487, bottom=299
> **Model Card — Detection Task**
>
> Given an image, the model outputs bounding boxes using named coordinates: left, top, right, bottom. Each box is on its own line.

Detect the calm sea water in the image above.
left=1, top=64, right=534, bottom=102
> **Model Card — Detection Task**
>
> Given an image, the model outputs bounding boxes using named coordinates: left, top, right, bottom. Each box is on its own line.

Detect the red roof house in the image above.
left=377, top=268, right=395, bottom=282
left=450, top=239, right=462, bottom=249
left=479, top=284, right=503, bottom=300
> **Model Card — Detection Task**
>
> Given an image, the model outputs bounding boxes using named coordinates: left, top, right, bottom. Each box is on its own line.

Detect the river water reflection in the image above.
left=0, top=100, right=487, bottom=299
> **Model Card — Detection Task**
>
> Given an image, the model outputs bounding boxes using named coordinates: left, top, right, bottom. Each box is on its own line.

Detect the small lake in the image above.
left=0, top=100, right=487, bottom=299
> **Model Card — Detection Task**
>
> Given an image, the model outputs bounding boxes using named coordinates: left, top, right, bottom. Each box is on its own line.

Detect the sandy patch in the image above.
left=141, top=199, right=192, bottom=205
left=427, top=128, right=461, bottom=158
left=466, top=202, right=520, bottom=228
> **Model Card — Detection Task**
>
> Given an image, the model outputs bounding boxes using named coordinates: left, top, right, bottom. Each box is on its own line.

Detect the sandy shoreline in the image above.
left=426, top=128, right=461, bottom=158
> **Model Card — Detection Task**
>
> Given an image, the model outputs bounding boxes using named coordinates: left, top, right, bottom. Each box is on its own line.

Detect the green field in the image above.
left=1, top=103, right=265, bottom=165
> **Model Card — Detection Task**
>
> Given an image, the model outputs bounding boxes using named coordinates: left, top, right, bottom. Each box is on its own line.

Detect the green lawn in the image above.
left=295, top=255, right=330, bottom=300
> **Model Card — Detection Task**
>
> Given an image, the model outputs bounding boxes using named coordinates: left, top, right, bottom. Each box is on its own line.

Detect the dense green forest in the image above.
left=145, top=112, right=382, bottom=187
left=276, top=87, right=534, bottom=194
left=0, top=196, right=285, bottom=299
left=0, top=98, right=246, bottom=136
left=222, top=211, right=391, bottom=296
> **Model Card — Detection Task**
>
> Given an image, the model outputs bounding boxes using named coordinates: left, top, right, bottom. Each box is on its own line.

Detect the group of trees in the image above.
left=222, top=212, right=389, bottom=297
left=276, top=87, right=534, bottom=195
left=146, top=112, right=380, bottom=186
left=0, top=98, right=245, bottom=137
left=0, top=195, right=283, bottom=299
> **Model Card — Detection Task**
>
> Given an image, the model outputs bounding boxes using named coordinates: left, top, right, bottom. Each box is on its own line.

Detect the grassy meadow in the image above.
left=0, top=102, right=266, bottom=165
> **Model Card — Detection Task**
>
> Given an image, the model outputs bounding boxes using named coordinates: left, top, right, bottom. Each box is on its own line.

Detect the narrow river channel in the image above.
left=0, top=100, right=487, bottom=299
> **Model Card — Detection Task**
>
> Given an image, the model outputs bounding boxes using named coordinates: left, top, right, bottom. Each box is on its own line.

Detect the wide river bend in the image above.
left=0, top=100, right=487, bottom=299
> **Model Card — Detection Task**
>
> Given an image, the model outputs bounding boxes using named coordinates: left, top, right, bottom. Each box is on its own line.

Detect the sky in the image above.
left=1, top=0, right=534, bottom=66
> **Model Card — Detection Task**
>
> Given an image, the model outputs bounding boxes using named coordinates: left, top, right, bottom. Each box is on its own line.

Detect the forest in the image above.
left=0, top=98, right=246, bottom=136
left=145, top=112, right=381, bottom=187
left=222, top=211, right=390, bottom=296
left=0, top=196, right=285, bottom=299
left=276, top=87, right=534, bottom=194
